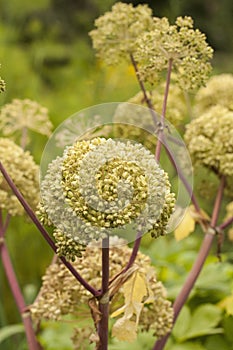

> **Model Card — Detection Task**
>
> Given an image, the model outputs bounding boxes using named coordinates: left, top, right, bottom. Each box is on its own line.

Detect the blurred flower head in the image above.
left=89, top=2, right=153, bottom=65
left=0, top=99, right=53, bottom=140
left=0, top=138, right=39, bottom=216
left=31, top=236, right=173, bottom=340
left=194, top=73, right=233, bottom=115
left=185, top=105, right=233, bottom=177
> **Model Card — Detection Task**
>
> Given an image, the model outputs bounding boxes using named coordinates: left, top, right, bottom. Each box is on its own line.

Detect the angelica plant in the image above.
left=0, top=2, right=233, bottom=350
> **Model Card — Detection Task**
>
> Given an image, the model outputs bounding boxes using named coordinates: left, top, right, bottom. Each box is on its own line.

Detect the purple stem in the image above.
left=98, top=236, right=110, bottom=350
left=124, top=231, right=142, bottom=271
left=152, top=176, right=226, bottom=350
left=155, top=59, right=173, bottom=162
left=219, top=216, right=233, bottom=230
left=163, top=139, right=201, bottom=213
left=0, top=214, right=40, bottom=349
left=3, top=213, right=11, bottom=235
left=0, top=161, right=101, bottom=298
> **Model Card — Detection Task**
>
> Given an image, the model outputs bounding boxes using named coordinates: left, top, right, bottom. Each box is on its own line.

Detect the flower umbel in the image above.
left=194, top=73, right=233, bottom=115
left=0, top=99, right=52, bottom=139
left=185, top=106, right=233, bottom=177
left=89, top=2, right=153, bottom=65
left=30, top=237, right=173, bottom=342
left=40, top=137, right=175, bottom=259
left=0, top=138, right=39, bottom=216
left=135, top=16, right=213, bottom=89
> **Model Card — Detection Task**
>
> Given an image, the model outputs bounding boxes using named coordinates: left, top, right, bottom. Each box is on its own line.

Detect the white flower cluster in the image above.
left=40, top=137, right=175, bottom=259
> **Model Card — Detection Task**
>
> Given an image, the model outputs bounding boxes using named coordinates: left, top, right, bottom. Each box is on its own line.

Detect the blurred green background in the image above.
left=0, top=0, right=232, bottom=349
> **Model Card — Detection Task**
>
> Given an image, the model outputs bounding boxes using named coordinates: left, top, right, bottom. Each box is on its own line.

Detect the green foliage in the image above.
left=0, top=324, right=24, bottom=344
left=173, top=304, right=222, bottom=341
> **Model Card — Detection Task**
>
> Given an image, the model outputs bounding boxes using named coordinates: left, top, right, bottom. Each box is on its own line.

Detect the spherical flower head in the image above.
left=184, top=106, right=233, bottom=177
left=40, top=137, right=175, bottom=258
left=89, top=2, right=153, bottom=65
left=30, top=236, right=173, bottom=340
left=0, top=138, right=39, bottom=216
left=0, top=99, right=53, bottom=139
left=194, top=74, right=233, bottom=115
left=135, top=16, right=213, bottom=90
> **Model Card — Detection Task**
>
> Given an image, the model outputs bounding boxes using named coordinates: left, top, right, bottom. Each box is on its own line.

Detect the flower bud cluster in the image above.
left=140, top=279, right=173, bottom=337
left=89, top=2, right=153, bottom=65
left=31, top=237, right=173, bottom=339
left=40, top=137, right=175, bottom=259
left=136, top=16, right=213, bottom=89
left=0, top=138, right=39, bottom=216
left=184, top=106, right=233, bottom=177
left=0, top=99, right=52, bottom=138
left=194, top=74, right=233, bottom=115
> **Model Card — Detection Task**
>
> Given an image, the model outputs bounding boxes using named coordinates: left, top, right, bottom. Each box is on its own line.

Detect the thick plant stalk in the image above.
left=152, top=176, right=226, bottom=350
left=0, top=161, right=101, bottom=298
left=0, top=215, right=40, bottom=350
left=130, top=53, right=155, bottom=114
left=155, top=58, right=173, bottom=162
left=98, top=236, right=110, bottom=350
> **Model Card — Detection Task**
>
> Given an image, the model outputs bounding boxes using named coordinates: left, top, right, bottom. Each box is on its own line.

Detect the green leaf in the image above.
left=167, top=341, right=206, bottom=350
left=173, top=305, right=191, bottom=340
left=189, top=304, right=222, bottom=330
left=0, top=324, right=24, bottom=343
left=180, top=304, right=223, bottom=340
left=223, top=316, right=233, bottom=343
left=205, top=335, right=231, bottom=350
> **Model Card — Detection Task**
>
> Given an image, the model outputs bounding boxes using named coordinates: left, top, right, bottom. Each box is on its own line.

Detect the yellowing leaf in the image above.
left=174, top=205, right=211, bottom=241
left=174, top=207, right=195, bottom=241
left=111, top=269, right=151, bottom=342
left=218, top=294, right=233, bottom=315
left=189, top=205, right=210, bottom=222
left=123, top=271, right=147, bottom=306
left=111, top=304, right=127, bottom=318
left=112, top=318, right=137, bottom=342
left=111, top=270, right=148, bottom=322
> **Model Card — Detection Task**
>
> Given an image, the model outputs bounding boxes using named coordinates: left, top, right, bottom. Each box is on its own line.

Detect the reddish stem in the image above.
left=163, top=139, right=201, bottom=213
left=219, top=216, right=233, bottom=230
left=0, top=161, right=100, bottom=297
left=124, top=231, right=142, bottom=272
left=152, top=176, right=226, bottom=350
left=0, top=223, right=40, bottom=349
left=98, top=236, right=110, bottom=350
left=155, top=59, right=173, bottom=162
